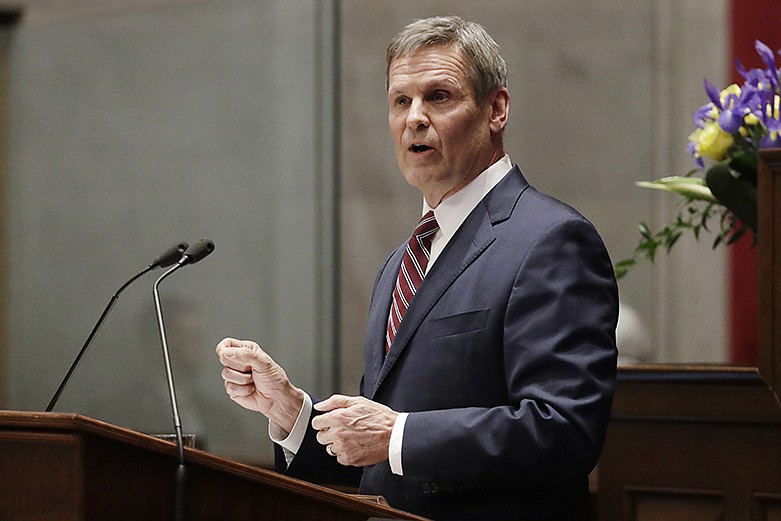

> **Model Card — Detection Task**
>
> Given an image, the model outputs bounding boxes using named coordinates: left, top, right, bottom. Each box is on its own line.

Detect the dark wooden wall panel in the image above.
left=0, top=431, right=83, bottom=520
left=753, top=493, right=781, bottom=521
left=628, top=488, right=723, bottom=521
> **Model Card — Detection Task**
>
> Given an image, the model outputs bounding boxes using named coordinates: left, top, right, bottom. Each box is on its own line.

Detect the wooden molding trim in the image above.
left=758, top=148, right=781, bottom=401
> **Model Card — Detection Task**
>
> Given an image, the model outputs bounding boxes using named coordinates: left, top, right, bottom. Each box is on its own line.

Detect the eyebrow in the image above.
left=388, top=76, right=460, bottom=95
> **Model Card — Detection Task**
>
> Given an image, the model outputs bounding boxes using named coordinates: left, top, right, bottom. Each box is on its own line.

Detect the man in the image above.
left=217, top=16, right=617, bottom=520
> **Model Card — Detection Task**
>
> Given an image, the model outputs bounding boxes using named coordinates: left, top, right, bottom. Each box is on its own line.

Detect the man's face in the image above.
left=388, top=46, right=504, bottom=207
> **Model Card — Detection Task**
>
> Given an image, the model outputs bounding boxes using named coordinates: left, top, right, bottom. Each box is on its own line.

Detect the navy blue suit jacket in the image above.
left=278, top=166, right=618, bottom=520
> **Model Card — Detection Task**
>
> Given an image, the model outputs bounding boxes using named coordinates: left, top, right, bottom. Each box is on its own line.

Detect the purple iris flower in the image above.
left=717, top=88, right=753, bottom=134
left=693, top=103, right=713, bottom=129
left=703, top=78, right=723, bottom=109
left=761, top=118, right=781, bottom=148
left=737, top=60, right=773, bottom=96
left=718, top=109, right=743, bottom=134
left=755, top=40, right=779, bottom=90
left=688, top=141, right=704, bottom=169
left=701, top=79, right=757, bottom=134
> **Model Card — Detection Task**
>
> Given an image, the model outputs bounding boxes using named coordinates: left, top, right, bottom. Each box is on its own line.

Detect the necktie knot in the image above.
left=413, top=210, right=439, bottom=241
left=386, top=211, right=439, bottom=353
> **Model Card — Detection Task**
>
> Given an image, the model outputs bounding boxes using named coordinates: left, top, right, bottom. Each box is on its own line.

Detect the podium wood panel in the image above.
left=597, top=149, right=781, bottom=520
left=0, top=410, right=427, bottom=521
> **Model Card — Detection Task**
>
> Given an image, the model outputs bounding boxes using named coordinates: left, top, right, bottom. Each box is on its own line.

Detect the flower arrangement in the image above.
left=616, top=40, right=781, bottom=279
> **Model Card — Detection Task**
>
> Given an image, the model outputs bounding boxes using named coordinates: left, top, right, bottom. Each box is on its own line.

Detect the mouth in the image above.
left=409, top=143, right=434, bottom=153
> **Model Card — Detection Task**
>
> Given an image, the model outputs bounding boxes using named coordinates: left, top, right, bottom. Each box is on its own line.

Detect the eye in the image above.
left=393, top=95, right=410, bottom=107
left=431, top=90, right=449, bottom=102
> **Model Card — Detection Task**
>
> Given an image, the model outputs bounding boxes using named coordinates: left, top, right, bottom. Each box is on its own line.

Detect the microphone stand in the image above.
left=46, top=266, right=153, bottom=412
left=153, top=262, right=187, bottom=521
left=45, top=241, right=187, bottom=413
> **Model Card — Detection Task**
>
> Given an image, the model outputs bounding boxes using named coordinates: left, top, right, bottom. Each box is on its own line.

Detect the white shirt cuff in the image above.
left=268, top=392, right=313, bottom=467
left=389, top=412, right=408, bottom=476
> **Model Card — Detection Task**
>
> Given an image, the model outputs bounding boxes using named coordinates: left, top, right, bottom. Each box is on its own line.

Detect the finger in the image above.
left=311, top=412, right=331, bottom=431
left=311, top=406, right=348, bottom=431
left=223, top=380, right=255, bottom=399
left=217, top=349, right=252, bottom=372
left=217, top=345, right=270, bottom=373
left=314, top=394, right=355, bottom=412
left=215, top=337, right=251, bottom=355
left=216, top=338, right=262, bottom=360
left=315, top=428, right=332, bottom=446
left=221, top=367, right=253, bottom=385
left=216, top=337, right=242, bottom=349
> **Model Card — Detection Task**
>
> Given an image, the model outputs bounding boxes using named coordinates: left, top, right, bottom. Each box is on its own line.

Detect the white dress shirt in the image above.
left=271, top=155, right=514, bottom=474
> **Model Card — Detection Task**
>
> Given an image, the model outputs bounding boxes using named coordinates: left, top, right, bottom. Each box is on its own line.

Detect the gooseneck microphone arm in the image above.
left=153, top=262, right=187, bottom=454
left=152, top=238, right=214, bottom=521
left=45, top=241, right=189, bottom=413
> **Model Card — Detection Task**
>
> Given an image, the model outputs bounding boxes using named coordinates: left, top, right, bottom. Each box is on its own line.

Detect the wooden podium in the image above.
left=597, top=150, right=781, bottom=519
left=0, top=410, right=427, bottom=521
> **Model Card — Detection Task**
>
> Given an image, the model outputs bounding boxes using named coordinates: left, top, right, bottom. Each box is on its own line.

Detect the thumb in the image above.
left=314, top=394, right=355, bottom=412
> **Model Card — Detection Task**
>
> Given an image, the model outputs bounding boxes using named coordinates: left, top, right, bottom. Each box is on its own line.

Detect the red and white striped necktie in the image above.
left=386, top=210, right=439, bottom=353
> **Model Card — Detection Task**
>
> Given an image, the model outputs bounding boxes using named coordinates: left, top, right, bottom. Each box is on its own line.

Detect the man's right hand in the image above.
left=216, top=337, right=304, bottom=434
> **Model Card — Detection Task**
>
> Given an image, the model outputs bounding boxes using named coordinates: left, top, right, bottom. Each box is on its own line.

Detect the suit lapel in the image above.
left=364, top=166, right=529, bottom=399
left=363, top=246, right=405, bottom=396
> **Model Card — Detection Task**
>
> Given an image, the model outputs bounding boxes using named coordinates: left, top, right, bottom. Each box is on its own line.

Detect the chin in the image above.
left=400, top=168, right=438, bottom=191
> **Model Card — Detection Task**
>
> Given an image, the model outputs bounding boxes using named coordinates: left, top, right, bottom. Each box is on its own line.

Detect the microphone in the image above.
left=152, top=242, right=193, bottom=269
left=178, top=238, right=216, bottom=266
left=45, top=241, right=189, bottom=412
left=152, top=238, right=214, bottom=521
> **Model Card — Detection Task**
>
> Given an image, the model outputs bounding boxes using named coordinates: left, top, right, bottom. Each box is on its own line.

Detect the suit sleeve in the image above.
left=400, top=217, right=618, bottom=496
left=275, top=402, right=363, bottom=488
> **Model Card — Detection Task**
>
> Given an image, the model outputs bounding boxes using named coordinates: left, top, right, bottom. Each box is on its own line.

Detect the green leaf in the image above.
left=705, top=163, right=758, bottom=232
left=665, top=231, right=682, bottom=250
left=636, top=176, right=718, bottom=202
left=638, top=222, right=653, bottom=240
left=613, top=258, right=636, bottom=280
left=728, top=150, right=758, bottom=183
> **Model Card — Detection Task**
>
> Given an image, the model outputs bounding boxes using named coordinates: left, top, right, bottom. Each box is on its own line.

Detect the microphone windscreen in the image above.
left=153, top=242, right=189, bottom=268
left=183, top=239, right=215, bottom=264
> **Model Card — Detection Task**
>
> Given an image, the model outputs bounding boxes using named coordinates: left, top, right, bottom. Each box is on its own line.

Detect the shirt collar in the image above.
left=423, top=154, right=513, bottom=242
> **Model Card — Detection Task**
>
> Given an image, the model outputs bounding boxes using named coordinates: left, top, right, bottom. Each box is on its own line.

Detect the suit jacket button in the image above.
left=421, top=483, right=431, bottom=494
left=429, top=482, right=439, bottom=494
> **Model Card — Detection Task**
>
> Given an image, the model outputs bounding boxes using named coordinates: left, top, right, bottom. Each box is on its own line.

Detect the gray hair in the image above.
left=386, top=16, right=508, bottom=104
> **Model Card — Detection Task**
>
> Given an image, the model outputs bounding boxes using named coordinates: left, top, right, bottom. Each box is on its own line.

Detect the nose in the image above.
left=406, top=98, right=429, bottom=130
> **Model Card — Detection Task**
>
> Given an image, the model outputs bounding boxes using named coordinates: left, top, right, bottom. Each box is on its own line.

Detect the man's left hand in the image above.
left=312, top=395, right=399, bottom=467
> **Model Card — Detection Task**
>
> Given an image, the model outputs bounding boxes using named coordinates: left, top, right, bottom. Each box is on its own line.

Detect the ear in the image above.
left=487, top=87, right=510, bottom=134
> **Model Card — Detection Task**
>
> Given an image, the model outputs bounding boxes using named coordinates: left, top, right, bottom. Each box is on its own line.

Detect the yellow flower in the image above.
left=767, top=94, right=781, bottom=119
left=689, top=121, right=734, bottom=161
left=720, top=84, right=741, bottom=104
left=744, top=113, right=760, bottom=126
